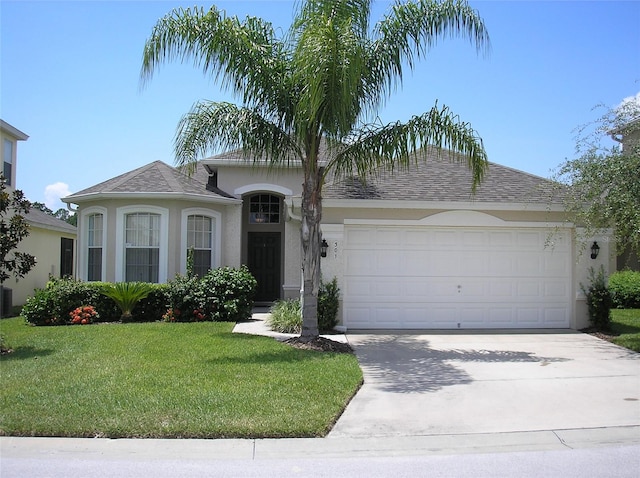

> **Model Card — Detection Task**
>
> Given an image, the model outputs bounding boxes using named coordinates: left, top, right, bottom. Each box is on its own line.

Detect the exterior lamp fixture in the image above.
left=320, top=239, right=329, bottom=258
left=590, top=241, right=600, bottom=260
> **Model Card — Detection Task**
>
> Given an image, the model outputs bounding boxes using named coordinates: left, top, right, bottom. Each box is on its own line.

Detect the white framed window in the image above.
left=181, top=208, right=221, bottom=276
left=116, top=205, right=169, bottom=283
left=249, top=194, right=280, bottom=224
left=80, top=207, right=107, bottom=281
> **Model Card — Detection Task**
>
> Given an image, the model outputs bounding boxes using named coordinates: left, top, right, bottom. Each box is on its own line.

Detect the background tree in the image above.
left=141, top=0, right=490, bottom=341
left=0, top=175, right=37, bottom=317
left=555, top=98, right=640, bottom=263
left=32, top=201, right=77, bottom=226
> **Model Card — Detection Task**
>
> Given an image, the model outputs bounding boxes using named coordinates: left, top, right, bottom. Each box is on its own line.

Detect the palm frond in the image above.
left=140, top=6, right=293, bottom=119
left=366, top=0, right=490, bottom=113
left=326, top=103, right=488, bottom=190
left=100, top=282, right=154, bottom=318
left=290, top=0, right=373, bottom=138
left=174, top=101, right=303, bottom=172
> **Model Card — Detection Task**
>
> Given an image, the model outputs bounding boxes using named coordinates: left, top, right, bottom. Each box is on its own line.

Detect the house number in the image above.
left=333, top=241, right=338, bottom=259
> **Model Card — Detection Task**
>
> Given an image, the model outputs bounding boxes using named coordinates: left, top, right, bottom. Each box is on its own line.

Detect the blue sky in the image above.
left=2, top=0, right=639, bottom=211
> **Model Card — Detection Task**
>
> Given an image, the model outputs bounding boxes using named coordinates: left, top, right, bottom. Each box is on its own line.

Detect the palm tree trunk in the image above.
left=300, top=164, right=322, bottom=341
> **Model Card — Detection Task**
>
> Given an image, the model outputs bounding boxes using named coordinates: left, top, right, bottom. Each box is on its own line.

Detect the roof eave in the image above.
left=62, top=191, right=242, bottom=206
left=27, top=220, right=77, bottom=235
left=321, top=198, right=567, bottom=213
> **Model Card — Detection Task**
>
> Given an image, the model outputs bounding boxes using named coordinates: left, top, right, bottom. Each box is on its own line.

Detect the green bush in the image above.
left=203, top=266, right=257, bottom=322
left=164, top=275, right=201, bottom=322
left=99, top=282, right=156, bottom=321
left=318, top=277, right=340, bottom=331
left=22, top=267, right=256, bottom=326
left=581, top=266, right=612, bottom=331
left=128, top=284, right=169, bottom=322
left=268, top=278, right=341, bottom=333
left=22, top=278, right=119, bottom=326
left=164, top=266, right=257, bottom=322
left=268, top=299, right=302, bottom=333
left=609, top=270, right=640, bottom=309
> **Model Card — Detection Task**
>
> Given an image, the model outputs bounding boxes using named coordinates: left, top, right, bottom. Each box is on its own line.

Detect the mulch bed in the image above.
left=284, top=336, right=354, bottom=354
left=581, top=327, right=619, bottom=343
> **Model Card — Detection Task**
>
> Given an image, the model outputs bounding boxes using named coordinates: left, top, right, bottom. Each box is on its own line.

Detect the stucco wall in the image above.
left=75, top=198, right=240, bottom=283
left=214, top=164, right=304, bottom=197
left=11, top=227, right=76, bottom=306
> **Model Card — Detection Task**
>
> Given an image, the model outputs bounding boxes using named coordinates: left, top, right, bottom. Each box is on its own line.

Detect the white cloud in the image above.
left=44, top=182, right=72, bottom=210
left=619, top=91, right=640, bottom=108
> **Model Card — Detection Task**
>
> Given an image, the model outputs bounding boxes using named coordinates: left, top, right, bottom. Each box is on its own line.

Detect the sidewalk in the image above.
left=2, top=426, right=639, bottom=462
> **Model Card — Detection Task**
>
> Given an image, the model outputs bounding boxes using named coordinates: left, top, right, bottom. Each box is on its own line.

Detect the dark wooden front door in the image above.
left=248, top=232, right=281, bottom=303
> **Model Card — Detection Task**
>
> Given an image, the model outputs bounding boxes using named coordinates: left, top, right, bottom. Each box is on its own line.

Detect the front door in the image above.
left=248, top=232, right=281, bottom=303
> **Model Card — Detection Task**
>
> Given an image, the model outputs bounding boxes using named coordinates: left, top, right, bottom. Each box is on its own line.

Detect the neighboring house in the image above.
left=63, top=146, right=613, bottom=331
left=1, top=120, right=77, bottom=309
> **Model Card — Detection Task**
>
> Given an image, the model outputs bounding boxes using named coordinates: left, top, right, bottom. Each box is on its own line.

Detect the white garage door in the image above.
left=343, top=225, right=572, bottom=329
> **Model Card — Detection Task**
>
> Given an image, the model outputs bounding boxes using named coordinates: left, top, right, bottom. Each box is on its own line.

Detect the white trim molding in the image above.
left=180, top=208, right=223, bottom=274
left=79, top=206, right=107, bottom=282
left=115, top=205, right=169, bottom=283
left=234, top=183, right=293, bottom=197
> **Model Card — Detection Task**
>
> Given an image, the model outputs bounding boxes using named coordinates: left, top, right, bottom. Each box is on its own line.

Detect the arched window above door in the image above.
left=249, top=194, right=280, bottom=224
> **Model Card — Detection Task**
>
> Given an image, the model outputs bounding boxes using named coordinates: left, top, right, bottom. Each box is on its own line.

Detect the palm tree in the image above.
left=141, top=0, right=490, bottom=341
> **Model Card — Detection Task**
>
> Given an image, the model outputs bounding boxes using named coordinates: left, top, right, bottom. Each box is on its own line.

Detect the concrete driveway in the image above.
left=329, top=331, right=640, bottom=438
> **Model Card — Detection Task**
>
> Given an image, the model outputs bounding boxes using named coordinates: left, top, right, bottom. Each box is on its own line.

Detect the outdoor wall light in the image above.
left=590, top=241, right=600, bottom=260
left=320, top=239, right=329, bottom=258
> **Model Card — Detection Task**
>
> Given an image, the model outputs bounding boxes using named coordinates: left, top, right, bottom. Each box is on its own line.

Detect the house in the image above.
left=1, top=120, right=77, bottom=310
left=62, top=146, right=613, bottom=331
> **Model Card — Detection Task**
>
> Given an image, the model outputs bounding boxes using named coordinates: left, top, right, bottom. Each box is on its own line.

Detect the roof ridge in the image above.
left=106, top=161, right=164, bottom=191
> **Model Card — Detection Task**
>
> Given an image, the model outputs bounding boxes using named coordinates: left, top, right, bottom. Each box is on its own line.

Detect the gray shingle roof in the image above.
left=324, top=149, right=566, bottom=205
left=26, top=208, right=77, bottom=234
left=64, top=160, right=234, bottom=201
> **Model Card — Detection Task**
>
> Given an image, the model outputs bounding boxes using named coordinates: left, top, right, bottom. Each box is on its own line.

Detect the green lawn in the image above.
left=609, top=309, right=640, bottom=352
left=0, top=318, right=362, bottom=438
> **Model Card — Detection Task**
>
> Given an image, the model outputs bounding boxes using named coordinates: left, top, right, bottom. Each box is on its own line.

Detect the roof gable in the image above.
left=64, top=161, right=235, bottom=201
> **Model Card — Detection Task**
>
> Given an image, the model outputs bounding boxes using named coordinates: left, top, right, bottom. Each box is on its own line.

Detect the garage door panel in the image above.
left=344, top=225, right=572, bottom=329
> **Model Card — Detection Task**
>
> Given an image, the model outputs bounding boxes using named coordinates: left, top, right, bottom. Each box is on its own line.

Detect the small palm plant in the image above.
left=100, top=282, right=154, bottom=321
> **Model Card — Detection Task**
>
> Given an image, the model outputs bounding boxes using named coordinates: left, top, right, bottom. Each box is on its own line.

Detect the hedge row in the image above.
left=609, top=270, right=640, bottom=309
left=22, top=266, right=257, bottom=326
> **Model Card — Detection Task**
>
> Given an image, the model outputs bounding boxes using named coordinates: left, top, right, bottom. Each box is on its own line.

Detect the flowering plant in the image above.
left=193, top=308, right=205, bottom=321
left=162, top=307, right=181, bottom=322
left=69, top=305, right=98, bottom=325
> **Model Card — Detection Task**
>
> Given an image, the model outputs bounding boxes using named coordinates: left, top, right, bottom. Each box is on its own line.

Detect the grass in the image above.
left=609, top=309, right=640, bottom=352
left=0, top=317, right=362, bottom=438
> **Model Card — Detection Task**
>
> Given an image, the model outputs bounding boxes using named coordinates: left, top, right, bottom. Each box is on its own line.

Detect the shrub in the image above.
left=268, top=299, right=302, bottom=333
left=609, top=270, right=640, bottom=309
left=165, top=266, right=257, bottom=322
left=22, top=287, right=58, bottom=325
left=164, top=274, right=201, bottom=322
left=69, top=305, right=99, bottom=325
left=200, top=266, right=257, bottom=322
left=318, top=277, right=340, bottom=332
left=268, top=278, right=341, bottom=333
left=23, top=278, right=161, bottom=325
left=22, top=278, right=117, bottom=326
left=99, top=282, right=155, bottom=321
left=130, top=284, right=169, bottom=322
left=581, top=266, right=612, bottom=331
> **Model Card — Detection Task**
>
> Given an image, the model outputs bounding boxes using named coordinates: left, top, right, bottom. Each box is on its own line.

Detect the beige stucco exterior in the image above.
left=11, top=225, right=76, bottom=306
left=1, top=120, right=77, bottom=311
left=64, top=154, right=617, bottom=330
